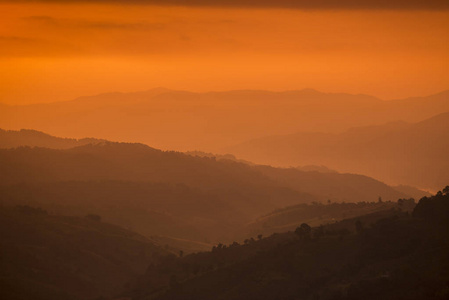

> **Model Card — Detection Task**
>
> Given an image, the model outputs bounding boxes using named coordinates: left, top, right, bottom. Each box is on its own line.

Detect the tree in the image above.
left=230, top=241, right=240, bottom=247
left=443, top=186, right=449, bottom=195
left=295, top=223, right=312, bottom=240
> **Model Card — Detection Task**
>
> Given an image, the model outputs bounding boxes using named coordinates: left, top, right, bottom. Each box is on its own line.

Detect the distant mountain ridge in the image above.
left=226, top=112, right=449, bottom=190
left=0, top=128, right=105, bottom=149
left=1, top=88, right=447, bottom=151
left=0, top=128, right=424, bottom=201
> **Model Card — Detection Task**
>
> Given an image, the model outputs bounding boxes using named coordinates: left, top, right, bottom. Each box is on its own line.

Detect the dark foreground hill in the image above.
left=125, top=187, right=449, bottom=300
left=0, top=206, right=169, bottom=300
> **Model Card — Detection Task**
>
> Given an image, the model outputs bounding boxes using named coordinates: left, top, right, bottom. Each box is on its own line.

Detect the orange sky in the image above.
left=0, top=2, right=448, bottom=105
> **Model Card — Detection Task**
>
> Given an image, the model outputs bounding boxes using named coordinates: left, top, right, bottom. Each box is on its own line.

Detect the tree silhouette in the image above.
left=295, top=223, right=312, bottom=240
left=443, top=185, right=449, bottom=195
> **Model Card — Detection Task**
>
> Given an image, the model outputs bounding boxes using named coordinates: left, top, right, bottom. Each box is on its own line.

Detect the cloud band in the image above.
left=3, top=0, right=449, bottom=10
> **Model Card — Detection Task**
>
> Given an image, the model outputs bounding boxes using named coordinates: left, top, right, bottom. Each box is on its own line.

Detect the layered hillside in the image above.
left=0, top=128, right=105, bottom=149
left=1, top=89, right=448, bottom=152
left=227, top=112, right=449, bottom=190
left=245, top=199, right=416, bottom=238
left=0, top=206, right=169, bottom=300
left=126, top=187, right=449, bottom=300
left=0, top=139, right=408, bottom=243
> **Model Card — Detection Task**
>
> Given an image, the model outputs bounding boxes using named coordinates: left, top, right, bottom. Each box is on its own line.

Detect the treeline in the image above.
left=246, top=198, right=416, bottom=238
left=124, top=186, right=449, bottom=300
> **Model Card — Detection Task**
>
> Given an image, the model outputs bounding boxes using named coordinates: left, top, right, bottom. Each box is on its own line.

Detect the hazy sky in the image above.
left=0, top=1, right=448, bottom=104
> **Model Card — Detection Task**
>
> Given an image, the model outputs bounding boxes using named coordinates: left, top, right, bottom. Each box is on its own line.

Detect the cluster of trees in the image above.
left=295, top=223, right=312, bottom=240
left=246, top=199, right=413, bottom=239
left=413, top=186, right=449, bottom=224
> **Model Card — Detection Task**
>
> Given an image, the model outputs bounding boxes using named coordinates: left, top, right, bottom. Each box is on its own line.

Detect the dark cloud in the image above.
left=2, top=0, right=449, bottom=10
left=24, top=16, right=165, bottom=31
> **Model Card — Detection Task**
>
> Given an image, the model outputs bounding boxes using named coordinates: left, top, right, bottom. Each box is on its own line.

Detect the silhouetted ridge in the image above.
left=227, top=112, right=449, bottom=189
left=0, top=128, right=105, bottom=149
left=0, top=206, right=170, bottom=300
left=0, top=135, right=411, bottom=245
left=126, top=187, right=449, bottom=300
left=245, top=198, right=416, bottom=238
left=1, top=88, right=447, bottom=152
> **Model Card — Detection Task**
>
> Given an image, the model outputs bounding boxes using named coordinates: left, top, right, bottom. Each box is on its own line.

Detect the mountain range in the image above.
left=226, top=112, right=449, bottom=190
left=1, top=88, right=448, bottom=152
left=0, top=129, right=412, bottom=244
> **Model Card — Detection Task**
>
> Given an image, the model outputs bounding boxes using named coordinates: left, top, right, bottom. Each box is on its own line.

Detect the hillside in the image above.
left=0, top=127, right=418, bottom=201
left=0, top=181, right=249, bottom=243
left=0, top=140, right=410, bottom=244
left=0, top=128, right=105, bottom=149
left=227, top=112, right=449, bottom=190
left=0, top=142, right=315, bottom=217
left=254, top=165, right=406, bottom=203
left=391, top=185, right=432, bottom=199
left=245, top=199, right=416, bottom=238
left=1, top=89, right=448, bottom=152
left=0, top=205, right=169, bottom=300
left=125, top=187, right=449, bottom=300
